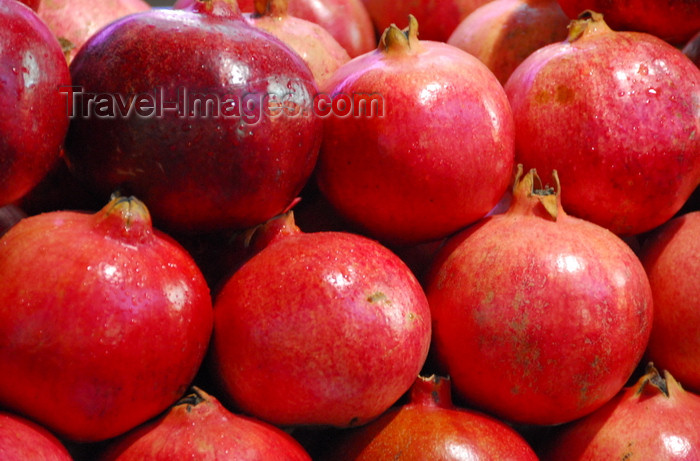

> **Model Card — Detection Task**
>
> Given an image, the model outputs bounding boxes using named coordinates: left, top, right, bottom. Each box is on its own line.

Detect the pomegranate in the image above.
left=684, top=31, right=700, bottom=67
left=0, top=196, right=213, bottom=441
left=100, top=387, right=311, bottom=460
left=16, top=0, right=39, bottom=10
left=315, top=15, right=515, bottom=246
left=65, top=0, right=321, bottom=234
left=319, top=375, right=539, bottom=460
left=504, top=11, right=700, bottom=236
left=0, top=411, right=72, bottom=460
left=425, top=166, right=653, bottom=425
left=0, top=0, right=70, bottom=207
left=210, top=211, right=431, bottom=427
left=362, top=0, right=494, bottom=42
left=37, top=0, right=150, bottom=62
left=447, top=0, right=570, bottom=85
left=542, top=363, right=700, bottom=460
left=174, top=0, right=376, bottom=58
left=639, top=211, right=700, bottom=393
left=245, top=0, right=351, bottom=87
left=556, top=0, right=700, bottom=45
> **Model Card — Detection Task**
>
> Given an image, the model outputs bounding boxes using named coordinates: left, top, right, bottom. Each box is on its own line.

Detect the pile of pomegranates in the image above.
left=0, top=0, right=698, bottom=458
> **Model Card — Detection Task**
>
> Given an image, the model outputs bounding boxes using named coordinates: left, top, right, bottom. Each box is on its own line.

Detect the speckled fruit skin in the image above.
left=425, top=167, right=653, bottom=426
left=447, top=0, right=570, bottom=85
left=0, top=411, right=72, bottom=461
left=0, top=0, right=70, bottom=207
left=100, top=387, right=311, bottom=460
left=37, top=0, right=150, bottom=62
left=245, top=0, right=350, bottom=88
left=0, top=196, right=213, bottom=442
left=211, top=213, right=431, bottom=427
left=556, top=0, right=700, bottom=45
left=542, top=365, right=700, bottom=460
left=504, top=12, right=700, bottom=236
left=321, top=375, right=539, bottom=460
left=65, top=0, right=321, bottom=234
left=316, top=16, right=515, bottom=246
left=639, top=211, right=700, bottom=393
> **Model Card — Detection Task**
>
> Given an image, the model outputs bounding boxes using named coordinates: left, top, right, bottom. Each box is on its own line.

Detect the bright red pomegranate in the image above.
left=639, top=211, right=700, bottom=393
left=65, top=0, right=321, bottom=234
left=320, top=375, right=539, bottom=460
left=0, top=0, right=70, bottom=207
left=210, top=211, right=431, bottom=428
left=504, top=11, right=700, bottom=236
left=447, top=0, right=570, bottom=85
left=0, top=411, right=72, bottom=460
left=556, top=0, right=700, bottom=45
left=362, top=0, right=494, bottom=42
left=100, top=387, right=311, bottom=460
left=542, top=363, right=700, bottom=460
left=0, top=196, right=213, bottom=442
left=245, top=0, right=351, bottom=87
left=37, top=0, right=149, bottom=62
left=316, top=16, right=515, bottom=246
left=425, top=166, right=653, bottom=425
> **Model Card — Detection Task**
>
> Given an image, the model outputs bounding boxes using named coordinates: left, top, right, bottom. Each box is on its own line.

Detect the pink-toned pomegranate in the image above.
left=425, top=166, right=653, bottom=425
left=362, top=0, right=494, bottom=42
left=447, top=0, right=570, bottom=85
left=100, top=387, right=311, bottom=460
left=542, top=363, right=700, bottom=460
left=320, top=375, right=539, bottom=460
left=639, top=211, right=700, bottom=393
left=245, top=0, right=350, bottom=87
left=0, top=0, right=70, bottom=207
left=37, top=0, right=150, bottom=62
left=0, top=196, right=213, bottom=442
left=65, top=0, right=321, bottom=234
left=316, top=16, right=515, bottom=246
left=504, top=11, right=700, bottom=236
left=556, top=0, right=700, bottom=45
left=0, top=411, right=72, bottom=461
left=210, top=211, right=431, bottom=427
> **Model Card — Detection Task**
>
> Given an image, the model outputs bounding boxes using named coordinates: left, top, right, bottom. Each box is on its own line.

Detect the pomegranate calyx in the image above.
left=189, top=0, right=242, bottom=19
left=176, top=386, right=208, bottom=410
left=253, top=0, right=287, bottom=17
left=93, top=194, right=154, bottom=243
left=636, top=363, right=670, bottom=398
left=379, top=14, right=421, bottom=55
left=567, top=10, right=608, bottom=43
left=409, top=375, right=454, bottom=409
left=511, top=165, right=560, bottom=221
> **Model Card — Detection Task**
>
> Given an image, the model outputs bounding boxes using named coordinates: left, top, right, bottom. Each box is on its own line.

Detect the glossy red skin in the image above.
left=0, top=197, right=214, bottom=442
left=245, top=0, right=351, bottom=87
left=65, top=3, right=321, bottom=234
left=639, top=212, right=700, bottom=393
left=542, top=369, right=700, bottom=460
left=557, top=0, right=700, bottom=45
left=0, top=0, right=70, bottom=207
left=316, top=31, right=515, bottom=246
left=0, top=412, right=72, bottom=461
left=37, top=0, right=149, bottom=62
left=321, top=375, right=539, bottom=460
left=17, top=0, right=40, bottom=10
left=447, top=0, right=570, bottom=85
left=100, top=388, right=311, bottom=460
left=212, top=229, right=432, bottom=427
left=362, top=0, right=494, bottom=42
left=504, top=15, right=700, bottom=236
left=425, top=170, right=653, bottom=425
